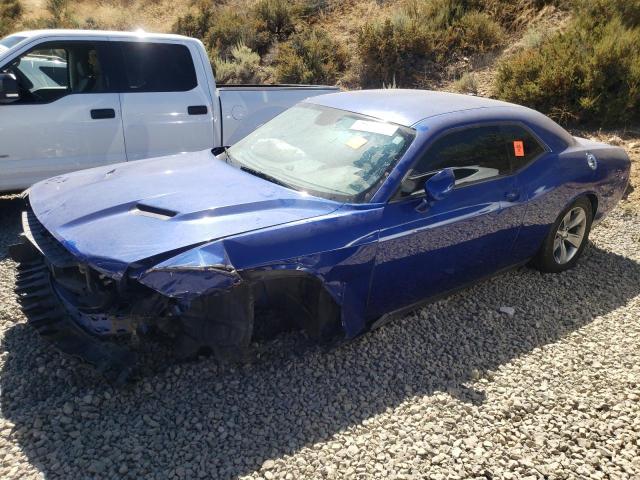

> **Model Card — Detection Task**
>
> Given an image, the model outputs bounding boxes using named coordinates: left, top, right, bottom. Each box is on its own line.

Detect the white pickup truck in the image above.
left=0, top=29, right=338, bottom=192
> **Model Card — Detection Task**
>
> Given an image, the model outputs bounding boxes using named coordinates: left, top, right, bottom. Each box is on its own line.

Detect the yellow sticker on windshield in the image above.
left=346, top=136, right=368, bottom=149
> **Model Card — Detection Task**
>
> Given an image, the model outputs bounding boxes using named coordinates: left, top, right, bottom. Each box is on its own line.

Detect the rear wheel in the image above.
left=531, top=197, right=593, bottom=273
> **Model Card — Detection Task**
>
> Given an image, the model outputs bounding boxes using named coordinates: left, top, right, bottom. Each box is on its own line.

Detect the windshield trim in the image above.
left=227, top=104, right=416, bottom=204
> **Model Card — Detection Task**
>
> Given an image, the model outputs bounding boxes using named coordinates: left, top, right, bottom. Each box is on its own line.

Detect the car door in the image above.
left=367, top=124, right=525, bottom=318
left=116, top=40, right=214, bottom=161
left=0, top=40, right=125, bottom=191
left=499, top=123, right=551, bottom=263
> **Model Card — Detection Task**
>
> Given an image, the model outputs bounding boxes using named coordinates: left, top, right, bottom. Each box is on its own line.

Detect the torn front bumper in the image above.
left=10, top=208, right=139, bottom=383
left=10, top=204, right=255, bottom=380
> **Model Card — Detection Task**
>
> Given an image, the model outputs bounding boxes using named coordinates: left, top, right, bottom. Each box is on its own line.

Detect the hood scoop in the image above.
left=134, top=203, right=177, bottom=220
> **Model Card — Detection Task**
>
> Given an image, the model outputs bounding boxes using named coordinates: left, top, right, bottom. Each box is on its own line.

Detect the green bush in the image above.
left=470, top=0, right=560, bottom=31
left=253, top=0, right=295, bottom=39
left=205, top=8, right=261, bottom=57
left=0, top=0, right=23, bottom=36
left=456, top=11, right=503, bottom=53
left=274, top=28, right=346, bottom=84
left=213, top=43, right=262, bottom=84
left=298, top=0, right=330, bottom=18
left=357, top=17, right=432, bottom=87
left=173, top=1, right=295, bottom=59
left=409, top=0, right=468, bottom=28
left=356, top=0, right=504, bottom=87
left=451, top=72, right=478, bottom=94
left=494, top=4, right=640, bottom=125
left=172, top=4, right=213, bottom=40
left=46, top=0, right=75, bottom=28
left=577, top=0, right=640, bottom=28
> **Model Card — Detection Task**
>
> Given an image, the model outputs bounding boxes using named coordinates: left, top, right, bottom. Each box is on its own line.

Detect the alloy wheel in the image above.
left=553, top=206, right=587, bottom=265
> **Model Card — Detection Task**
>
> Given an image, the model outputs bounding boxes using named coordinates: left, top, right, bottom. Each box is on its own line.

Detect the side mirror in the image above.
left=425, top=168, right=455, bottom=202
left=0, top=73, right=19, bottom=104
left=416, top=168, right=455, bottom=212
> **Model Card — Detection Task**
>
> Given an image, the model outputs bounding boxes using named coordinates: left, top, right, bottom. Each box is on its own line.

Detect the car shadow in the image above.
left=0, top=196, right=639, bottom=478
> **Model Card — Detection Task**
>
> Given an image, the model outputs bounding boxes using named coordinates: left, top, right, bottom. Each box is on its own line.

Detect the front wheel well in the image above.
left=250, top=273, right=343, bottom=342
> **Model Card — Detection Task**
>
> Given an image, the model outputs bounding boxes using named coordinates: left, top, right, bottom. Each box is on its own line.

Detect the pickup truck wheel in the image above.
left=531, top=197, right=593, bottom=273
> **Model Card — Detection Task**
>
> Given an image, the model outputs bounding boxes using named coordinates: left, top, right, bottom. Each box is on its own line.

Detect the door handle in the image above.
left=188, top=105, right=208, bottom=115
left=90, top=108, right=115, bottom=119
left=505, top=190, right=521, bottom=202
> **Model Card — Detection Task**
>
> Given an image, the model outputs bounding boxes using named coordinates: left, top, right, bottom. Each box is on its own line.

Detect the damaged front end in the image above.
left=10, top=208, right=147, bottom=383
left=10, top=203, right=257, bottom=382
left=10, top=200, right=344, bottom=384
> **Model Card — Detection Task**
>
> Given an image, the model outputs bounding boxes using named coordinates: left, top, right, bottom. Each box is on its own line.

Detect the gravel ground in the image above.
left=0, top=195, right=639, bottom=480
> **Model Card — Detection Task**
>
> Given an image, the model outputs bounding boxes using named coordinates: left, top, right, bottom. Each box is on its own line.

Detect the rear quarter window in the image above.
left=500, top=124, right=546, bottom=171
left=119, top=42, right=197, bottom=93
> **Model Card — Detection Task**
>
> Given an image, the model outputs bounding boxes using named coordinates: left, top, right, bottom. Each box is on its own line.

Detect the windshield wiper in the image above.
left=239, top=165, right=295, bottom=190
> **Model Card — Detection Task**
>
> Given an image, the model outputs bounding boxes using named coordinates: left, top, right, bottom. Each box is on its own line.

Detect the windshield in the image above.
left=227, top=103, right=415, bottom=202
left=0, top=35, right=26, bottom=51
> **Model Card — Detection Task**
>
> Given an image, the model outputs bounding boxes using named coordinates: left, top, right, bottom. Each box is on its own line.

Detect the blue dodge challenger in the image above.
left=10, top=90, right=630, bottom=381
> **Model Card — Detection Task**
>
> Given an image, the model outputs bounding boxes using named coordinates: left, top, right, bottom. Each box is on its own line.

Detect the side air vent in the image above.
left=134, top=204, right=178, bottom=220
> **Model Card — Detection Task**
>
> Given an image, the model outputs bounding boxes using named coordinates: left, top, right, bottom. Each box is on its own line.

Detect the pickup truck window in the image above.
left=228, top=104, right=415, bottom=202
left=119, top=42, right=197, bottom=92
left=1, top=41, right=111, bottom=103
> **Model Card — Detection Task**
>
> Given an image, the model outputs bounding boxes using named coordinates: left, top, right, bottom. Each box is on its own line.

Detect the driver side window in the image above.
left=407, top=125, right=509, bottom=194
left=1, top=41, right=110, bottom=104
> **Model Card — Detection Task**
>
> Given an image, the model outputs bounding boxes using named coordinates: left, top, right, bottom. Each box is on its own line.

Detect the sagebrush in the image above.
left=494, top=0, right=640, bottom=125
left=356, top=0, right=504, bottom=87
left=0, top=0, right=23, bottom=37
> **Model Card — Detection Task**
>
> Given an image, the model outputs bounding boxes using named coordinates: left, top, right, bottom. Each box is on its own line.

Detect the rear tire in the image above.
left=531, top=197, right=593, bottom=273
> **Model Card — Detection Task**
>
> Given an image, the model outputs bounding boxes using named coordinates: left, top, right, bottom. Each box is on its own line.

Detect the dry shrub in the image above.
left=356, top=0, right=504, bottom=87
left=451, top=72, right=478, bottom=94
left=274, top=28, right=346, bottom=84
left=173, top=0, right=298, bottom=59
left=213, top=43, right=263, bottom=84
left=253, top=0, right=295, bottom=39
left=0, top=0, right=23, bottom=36
left=456, top=11, right=503, bottom=53
left=172, top=3, right=213, bottom=40
left=495, top=1, right=640, bottom=125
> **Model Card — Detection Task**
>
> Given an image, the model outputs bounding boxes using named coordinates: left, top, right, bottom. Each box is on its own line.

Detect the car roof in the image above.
left=7, top=29, right=193, bottom=43
left=305, top=89, right=522, bottom=127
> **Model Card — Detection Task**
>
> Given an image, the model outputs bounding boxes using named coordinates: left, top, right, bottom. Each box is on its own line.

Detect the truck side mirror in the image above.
left=0, top=73, right=20, bottom=104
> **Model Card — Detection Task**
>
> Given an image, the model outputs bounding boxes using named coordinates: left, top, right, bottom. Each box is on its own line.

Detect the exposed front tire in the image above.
left=531, top=196, right=593, bottom=273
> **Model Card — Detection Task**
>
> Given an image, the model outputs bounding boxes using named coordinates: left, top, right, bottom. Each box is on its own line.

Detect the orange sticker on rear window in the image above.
left=513, top=140, right=525, bottom=157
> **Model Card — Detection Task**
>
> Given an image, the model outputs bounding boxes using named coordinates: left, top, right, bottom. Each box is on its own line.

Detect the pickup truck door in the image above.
left=116, top=40, right=215, bottom=161
left=0, top=40, right=126, bottom=192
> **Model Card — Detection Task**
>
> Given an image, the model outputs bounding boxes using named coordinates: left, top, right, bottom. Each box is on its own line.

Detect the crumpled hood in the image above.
left=28, top=150, right=341, bottom=277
